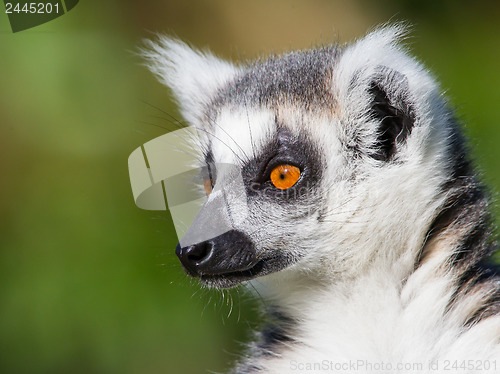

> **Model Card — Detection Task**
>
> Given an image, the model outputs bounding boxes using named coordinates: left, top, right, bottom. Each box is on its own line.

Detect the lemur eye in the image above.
left=204, top=178, right=213, bottom=196
left=270, top=164, right=301, bottom=190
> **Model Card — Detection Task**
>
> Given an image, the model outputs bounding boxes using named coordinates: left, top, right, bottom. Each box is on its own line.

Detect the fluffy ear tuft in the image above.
left=368, top=68, right=416, bottom=161
left=334, top=24, right=440, bottom=161
left=141, top=36, right=240, bottom=125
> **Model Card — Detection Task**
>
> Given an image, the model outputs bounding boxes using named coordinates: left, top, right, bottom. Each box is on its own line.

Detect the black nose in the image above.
left=175, top=230, right=258, bottom=277
left=176, top=241, right=213, bottom=275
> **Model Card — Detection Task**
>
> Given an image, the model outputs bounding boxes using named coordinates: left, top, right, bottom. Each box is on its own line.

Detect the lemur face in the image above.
left=174, top=108, right=330, bottom=288
left=143, top=26, right=451, bottom=288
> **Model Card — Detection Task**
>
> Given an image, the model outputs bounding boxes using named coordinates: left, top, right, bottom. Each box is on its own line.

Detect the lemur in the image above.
left=142, top=26, right=500, bottom=373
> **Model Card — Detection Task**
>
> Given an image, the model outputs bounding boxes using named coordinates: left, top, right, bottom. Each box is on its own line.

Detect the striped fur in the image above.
left=143, top=25, right=500, bottom=373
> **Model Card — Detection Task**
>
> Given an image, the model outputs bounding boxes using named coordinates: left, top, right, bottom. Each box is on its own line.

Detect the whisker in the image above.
left=246, top=280, right=269, bottom=309
left=147, top=115, right=245, bottom=164
left=143, top=101, right=247, bottom=165
left=201, top=293, right=213, bottom=317
left=246, top=106, right=257, bottom=159
left=193, top=126, right=246, bottom=164
left=141, top=100, right=185, bottom=130
left=205, top=114, right=250, bottom=161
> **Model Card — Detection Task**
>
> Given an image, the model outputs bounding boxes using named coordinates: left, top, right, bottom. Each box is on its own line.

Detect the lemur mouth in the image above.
left=198, top=260, right=266, bottom=288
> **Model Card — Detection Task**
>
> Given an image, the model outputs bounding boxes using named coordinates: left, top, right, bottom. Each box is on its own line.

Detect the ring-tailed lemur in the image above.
left=142, top=25, right=500, bottom=373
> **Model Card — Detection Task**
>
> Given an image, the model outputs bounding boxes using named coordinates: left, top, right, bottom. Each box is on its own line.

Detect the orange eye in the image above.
left=204, top=179, right=213, bottom=195
left=270, top=164, right=301, bottom=190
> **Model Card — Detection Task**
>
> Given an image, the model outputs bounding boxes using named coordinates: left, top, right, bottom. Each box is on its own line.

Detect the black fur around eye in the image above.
left=241, top=128, right=321, bottom=199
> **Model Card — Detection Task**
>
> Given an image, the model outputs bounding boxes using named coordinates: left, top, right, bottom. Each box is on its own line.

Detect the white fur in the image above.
left=144, top=26, right=500, bottom=373
left=141, top=36, right=241, bottom=126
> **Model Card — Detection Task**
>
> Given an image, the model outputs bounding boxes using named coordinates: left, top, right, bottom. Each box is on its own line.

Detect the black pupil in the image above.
left=280, top=173, right=285, bottom=179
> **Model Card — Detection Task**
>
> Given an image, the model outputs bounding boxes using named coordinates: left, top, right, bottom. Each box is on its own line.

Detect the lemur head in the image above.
left=143, top=26, right=455, bottom=289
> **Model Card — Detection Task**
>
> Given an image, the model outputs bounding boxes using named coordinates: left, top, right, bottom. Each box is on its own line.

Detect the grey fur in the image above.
left=142, top=27, right=500, bottom=373
left=212, top=47, right=341, bottom=110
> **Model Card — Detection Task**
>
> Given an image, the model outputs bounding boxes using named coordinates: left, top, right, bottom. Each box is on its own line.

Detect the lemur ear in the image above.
left=334, top=25, right=426, bottom=161
left=141, top=36, right=240, bottom=126
left=368, top=68, right=415, bottom=161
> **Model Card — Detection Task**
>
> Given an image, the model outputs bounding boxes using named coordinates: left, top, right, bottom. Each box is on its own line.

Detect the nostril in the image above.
left=176, top=241, right=214, bottom=275
left=186, top=242, right=212, bottom=264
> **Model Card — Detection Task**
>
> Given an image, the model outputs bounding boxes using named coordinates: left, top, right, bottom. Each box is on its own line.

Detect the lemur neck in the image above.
left=255, top=260, right=412, bottom=322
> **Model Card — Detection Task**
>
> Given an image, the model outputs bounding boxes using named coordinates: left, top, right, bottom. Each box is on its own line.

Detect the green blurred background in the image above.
left=1, top=1, right=499, bottom=373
